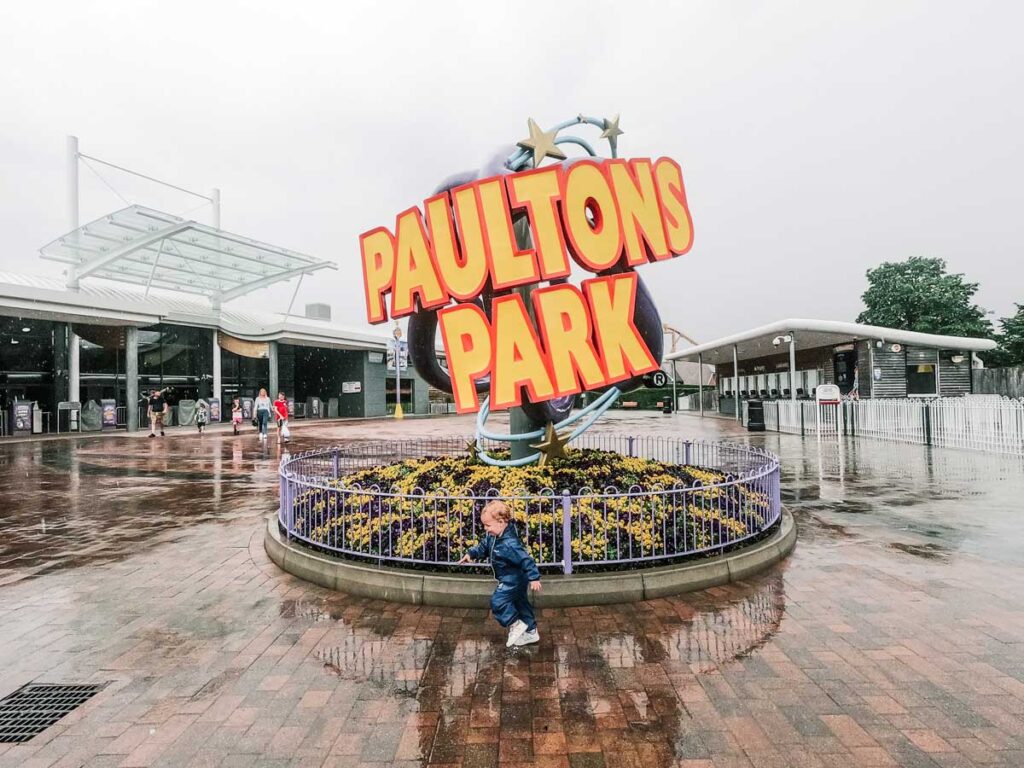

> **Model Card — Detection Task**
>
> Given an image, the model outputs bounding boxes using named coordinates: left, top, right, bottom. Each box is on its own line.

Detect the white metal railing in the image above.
left=930, top=397, right=1024, bottom=454
left=761, top=397, right=1024, bottom=456
left=853, top=399, right=926, bottom=444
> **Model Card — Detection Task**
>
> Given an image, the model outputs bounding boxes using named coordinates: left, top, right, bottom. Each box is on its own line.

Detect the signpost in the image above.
left=390, top=326, right=406, bottom=418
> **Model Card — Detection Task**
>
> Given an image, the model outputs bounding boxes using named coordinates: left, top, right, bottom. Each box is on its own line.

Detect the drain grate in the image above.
left=0, top=683, right=107, bottom=743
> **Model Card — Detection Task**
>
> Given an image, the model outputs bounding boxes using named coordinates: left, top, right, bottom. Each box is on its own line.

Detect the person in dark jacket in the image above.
left=459, top=500, right=542, bottom=647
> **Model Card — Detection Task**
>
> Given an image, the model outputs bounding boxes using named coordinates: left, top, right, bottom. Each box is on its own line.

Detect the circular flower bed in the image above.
left=288, top=448, right=774, bottom=572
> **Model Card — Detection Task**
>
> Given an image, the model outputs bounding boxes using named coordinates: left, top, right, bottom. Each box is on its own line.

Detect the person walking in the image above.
left=458, top=500, right=542, bottom=647
left=147, top=389, right=166, bottom=438
left=273, top=392, right=290, bottom=443
left=253, top=388, right=273, bottom=442
left=195, top=401, right=209, bottom=435
left=231, top=398, right=243, bottom=436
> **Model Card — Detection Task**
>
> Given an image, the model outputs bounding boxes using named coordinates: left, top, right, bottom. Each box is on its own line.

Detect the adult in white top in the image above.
left=253, top=388, right=273, bottom=441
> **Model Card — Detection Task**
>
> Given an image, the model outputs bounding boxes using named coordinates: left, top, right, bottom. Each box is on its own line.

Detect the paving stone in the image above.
left=0, top=413, right=1021, bottom=767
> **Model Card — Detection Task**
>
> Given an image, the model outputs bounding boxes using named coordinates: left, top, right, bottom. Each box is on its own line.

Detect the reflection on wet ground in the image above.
left=1, top=412, right=1023, bottom=766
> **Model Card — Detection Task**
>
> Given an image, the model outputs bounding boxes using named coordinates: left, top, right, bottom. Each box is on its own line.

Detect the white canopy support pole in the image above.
left=733, top=344, right=741, bottom=422
left=68, top=326, right=80, bottom=404
left=283, top=273, right=305, bottom=322
left=210, top=187, right=221, bottom=229
left=67, top=136, right=79, bottom=288
left=698, top=353, right=704, bottom=417
left=212, top=330, right=222, bottom=404
left=789, top=333, right=797, bottom=401
left=143, top=239, right=166, bottom=299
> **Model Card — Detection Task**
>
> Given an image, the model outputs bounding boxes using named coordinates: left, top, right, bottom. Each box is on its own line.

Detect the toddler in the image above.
left=459, top=500, right=542, bottom=647
left=195, top=402, right=208, bottom=434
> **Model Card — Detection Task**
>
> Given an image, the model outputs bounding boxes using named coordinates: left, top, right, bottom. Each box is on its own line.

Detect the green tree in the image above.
left=856, top=257, right=993, bottom=338
left=988, top=304, right=1024, bottom=367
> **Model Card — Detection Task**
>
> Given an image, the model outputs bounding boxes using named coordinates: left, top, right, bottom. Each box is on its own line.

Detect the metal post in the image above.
left=671, top=359, right=677, bottom=414
left=733, top=344, right=740, bottom=421
left=561, top=491, right=573, bottom=575
left=212, top=330, right=222, bottom=404
left=125, top=327, right=139, bottom=432
left=789, top=333, right=797, bottom=401
left=627, top=436, right=635, bottom=457
left=210, top=187, right=221, bottom=229
left=268, top=341, right=279, bottom=400
left=393, top=325, right=404, bottom=419
left=67, top=137, right=78, bottom=231
left=868, top=342, right=875, bottom=399
left=332, top=448, right=340, bottom=479
left=66, top=136, right=79, bottom=288
left=698, top=353, right=704, bottom=417
left=68, top=326, right=80, bottom=404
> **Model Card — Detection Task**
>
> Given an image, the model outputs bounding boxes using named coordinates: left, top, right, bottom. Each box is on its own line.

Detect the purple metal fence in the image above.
left=278, top=435, right=781, bottom=574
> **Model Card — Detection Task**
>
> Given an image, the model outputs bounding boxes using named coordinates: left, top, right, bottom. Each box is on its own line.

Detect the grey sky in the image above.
left=1, top=1, right=1021, bottom=344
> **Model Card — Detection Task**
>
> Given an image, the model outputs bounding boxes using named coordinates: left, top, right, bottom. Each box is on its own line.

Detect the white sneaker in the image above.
left=505, top=620, right=527, bottom=647
left=513, top=629, right=540, bottom=647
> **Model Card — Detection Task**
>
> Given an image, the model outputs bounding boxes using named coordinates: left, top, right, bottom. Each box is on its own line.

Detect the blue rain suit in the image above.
left=467, top=524, right=540, bottom=632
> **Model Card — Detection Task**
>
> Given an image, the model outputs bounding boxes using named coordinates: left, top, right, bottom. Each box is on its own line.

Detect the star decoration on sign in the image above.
left=600, top=114, right=624, bottom=154
left=530, top=422, right=573, bottom=467
left=517, top=118, right=567, bottom=168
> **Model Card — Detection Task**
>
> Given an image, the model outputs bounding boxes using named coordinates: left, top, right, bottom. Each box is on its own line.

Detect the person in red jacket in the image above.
left=273, top=392, right=290, bottom=443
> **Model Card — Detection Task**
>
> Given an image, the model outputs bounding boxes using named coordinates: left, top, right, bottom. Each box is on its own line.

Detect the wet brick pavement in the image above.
left=1, top=412, right=1023, bottom=767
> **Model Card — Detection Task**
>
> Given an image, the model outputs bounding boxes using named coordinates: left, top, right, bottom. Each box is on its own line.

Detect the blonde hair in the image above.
left=482, top=499, right=511, bottom=523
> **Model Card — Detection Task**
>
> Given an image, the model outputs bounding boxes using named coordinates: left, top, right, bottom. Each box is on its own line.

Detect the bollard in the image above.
left=561, top=491, right=573, bottom=575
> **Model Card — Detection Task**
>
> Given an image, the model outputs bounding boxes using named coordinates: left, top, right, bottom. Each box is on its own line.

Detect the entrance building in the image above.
left=0, top=204, right=430, bottom=435
left=668, top=318, right=997, bottom=417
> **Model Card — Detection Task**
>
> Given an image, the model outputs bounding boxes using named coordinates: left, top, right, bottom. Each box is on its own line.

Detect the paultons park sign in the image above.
left=360, top=132, right=693, bottom=419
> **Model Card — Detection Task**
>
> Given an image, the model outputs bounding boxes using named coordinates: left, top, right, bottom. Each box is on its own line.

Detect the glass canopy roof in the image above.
left=40, top=205, right=336, bottom=302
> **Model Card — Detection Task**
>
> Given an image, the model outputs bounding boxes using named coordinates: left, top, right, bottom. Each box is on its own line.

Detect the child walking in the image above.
left=459, top=500, right=542, bottom=647
left=195, top=402, right=209, bottom=435
left=231, top=398, right=243, bottom=436
left=273, top=392, right=290, bottom=443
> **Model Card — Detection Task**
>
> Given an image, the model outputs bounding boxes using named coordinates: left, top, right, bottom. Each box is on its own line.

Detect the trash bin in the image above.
left=746, top=399, right=765, bottom=432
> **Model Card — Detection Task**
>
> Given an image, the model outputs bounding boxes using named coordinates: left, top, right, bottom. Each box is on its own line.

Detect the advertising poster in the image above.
left=101, top=399, right=117, bottom=429
left=208, top=398, right=221, bottom=422
left=12, top=402, right=32, bottom=434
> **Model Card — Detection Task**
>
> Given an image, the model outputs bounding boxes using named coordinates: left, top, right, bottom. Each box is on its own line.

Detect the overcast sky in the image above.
left=1, top=1, right=1021, bottom=344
